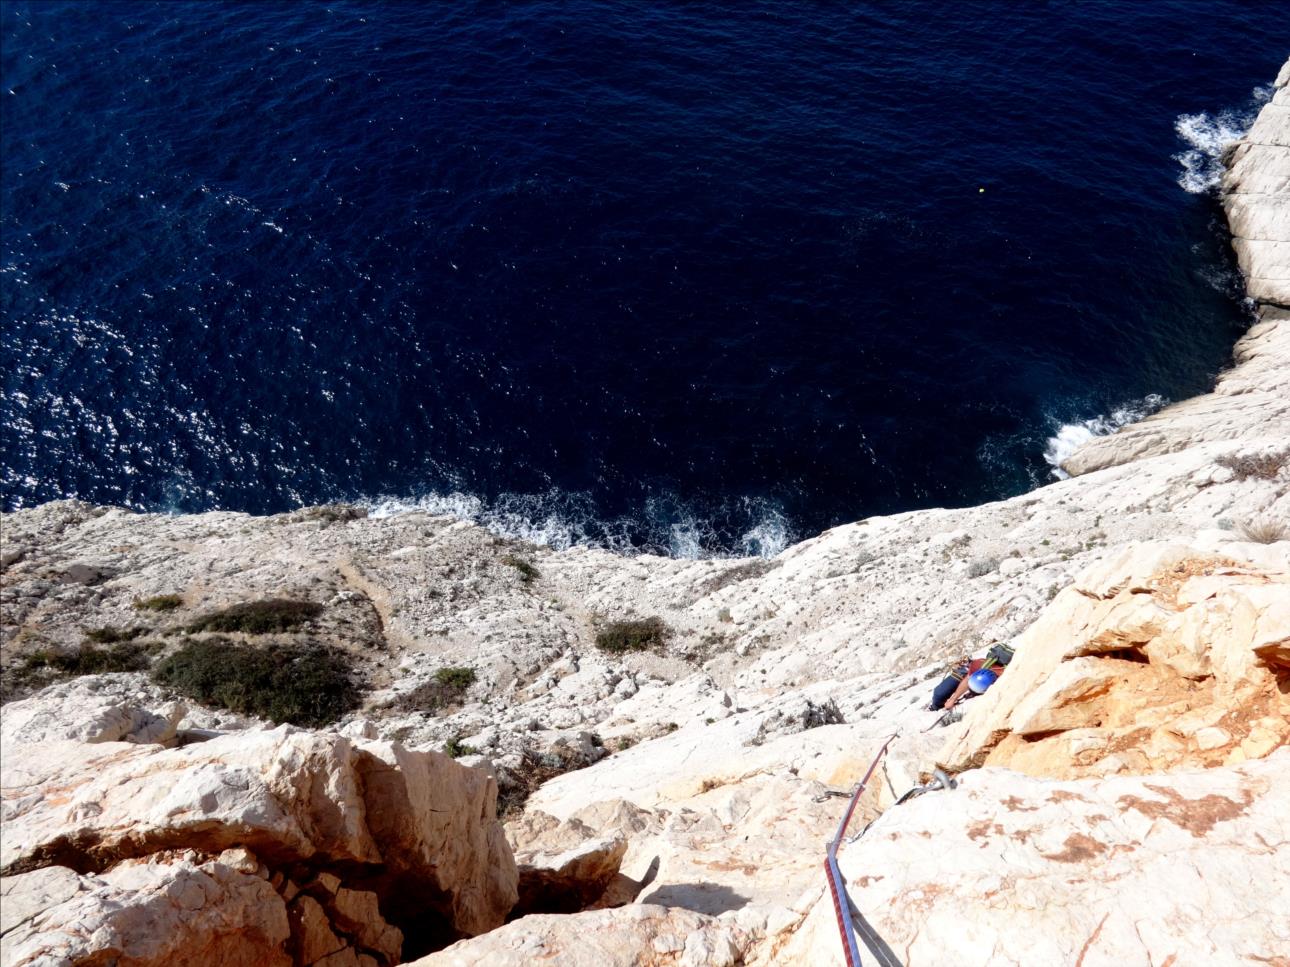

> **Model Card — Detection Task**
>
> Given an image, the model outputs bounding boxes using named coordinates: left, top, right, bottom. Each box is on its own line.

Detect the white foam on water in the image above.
left=363, top=489, right=793, bottom=559
left=1043, top=394, right=1166, bottom=478
left=1173, top=85, right=1271, bottom=193
left=739, top=509, right=791, bottom=558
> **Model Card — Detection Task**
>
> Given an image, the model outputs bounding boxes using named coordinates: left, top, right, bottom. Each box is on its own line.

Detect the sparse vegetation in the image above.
left=695, top=559, right=780, bottom=597
left=966, top=557, right=1000, bottom=579
left=1217, top=450, right=1287, bottom=482
left=133, top=594, right=184, bottom=612
left=434, top=665, right=477, bottom=690
left=442, top=737, right=478, bottom=758
left=386, top=665, right=477, bottom=714
left=595, top=616, right=670, bottom=654
left=151, top=637, right=359, bottom=727
left=495, top=743, right=590, bottom=818
left=1237, top=518, right=1288, bottom=545
left=187, top=598, right=323, bottom=635
left=501, top=555, right=540, bottom=584
left=26, top=640, right=160, bottom=676
left=299, top=503, right=368, bottom=523
left=4, top=639, right=163, bottom=701
left=83, top=625, right=148, bottom=644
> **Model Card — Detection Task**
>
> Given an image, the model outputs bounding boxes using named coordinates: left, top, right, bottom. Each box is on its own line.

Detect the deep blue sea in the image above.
left=1, top=2, right=1286, bottom=555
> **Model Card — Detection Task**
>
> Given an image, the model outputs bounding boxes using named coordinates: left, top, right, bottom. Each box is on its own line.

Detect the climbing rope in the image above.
left=823, top=732, right=897, bottom=967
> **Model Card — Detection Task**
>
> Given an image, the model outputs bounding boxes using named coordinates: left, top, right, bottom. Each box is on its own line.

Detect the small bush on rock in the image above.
left=496, top=743, right=589, bottom=818
left=1217, top=450, right=1287, bottom=482
left=501, top=555, right=540, bottom=584
left=152, top=637, right=359, bottom=727
left=595, top=617, right=670, bottom=654
left=187, top=598, right=323, bottom=635
left=435, top=666, right=477, bottom=690
left=1237, top=518, right=1288, bottom=545
left=442, top=737, right=478, bottom=758
left=387, top=666, right=477, bottom=714
left=26, top=640, right=161, bottom=676
left=133, top=594, right=184, bottom=612
left=4, top=639, right=164, bottom=702
left=966, top=557, right=1000, bottom=579
left=83, top=626, right=148, bottom=644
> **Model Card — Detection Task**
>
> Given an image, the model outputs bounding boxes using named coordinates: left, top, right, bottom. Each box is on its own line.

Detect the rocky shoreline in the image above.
left=2, top=58, right=1288, bottom=967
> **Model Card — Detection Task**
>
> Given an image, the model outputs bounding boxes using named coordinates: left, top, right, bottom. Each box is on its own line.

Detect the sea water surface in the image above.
left=2, top=2, right=1286, bottom=555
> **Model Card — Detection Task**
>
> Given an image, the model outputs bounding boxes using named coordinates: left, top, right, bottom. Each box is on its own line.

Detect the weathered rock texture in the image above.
left=2, top=850, right=293, bottom=967
left=410, top=905, right=755, bottom=967
left=783, top=750, right=1290, bottom=966
left=1223, top=58, right=1290, bottom=307
left=0, top=728, right=516, bottom=964
left=1, top=677, right=185, bottom=747
left=507, top=809, right=632, bottom=916
left=939, top=541, right=1290, bottom=778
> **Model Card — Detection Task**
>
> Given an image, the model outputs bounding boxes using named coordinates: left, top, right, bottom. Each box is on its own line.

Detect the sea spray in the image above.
left=1173, top=86, right=1271, bottom=193
left=366, top=489, right=793, bottom=559
left=1043, top=395, right=1166, bottom=478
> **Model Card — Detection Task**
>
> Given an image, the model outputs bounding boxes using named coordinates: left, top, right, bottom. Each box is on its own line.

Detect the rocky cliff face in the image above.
left=2, top=58, right=1288, bottom=967
left=1, top=728, right=516, bottom=965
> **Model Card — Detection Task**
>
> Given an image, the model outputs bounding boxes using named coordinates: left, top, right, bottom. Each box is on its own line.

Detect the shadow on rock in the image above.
left=640, top=881, right=750, bottom=915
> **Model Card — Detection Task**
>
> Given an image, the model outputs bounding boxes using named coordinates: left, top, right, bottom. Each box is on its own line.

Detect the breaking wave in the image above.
left=1043, top=395, right=1166, bottom=478
left=364, top=489, right=793, bottom=559
left=1173, top=85, right=1271, bottom=193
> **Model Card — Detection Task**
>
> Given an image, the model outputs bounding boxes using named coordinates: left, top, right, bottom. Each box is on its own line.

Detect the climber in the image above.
left=928, top=641, right=1014, bottom=711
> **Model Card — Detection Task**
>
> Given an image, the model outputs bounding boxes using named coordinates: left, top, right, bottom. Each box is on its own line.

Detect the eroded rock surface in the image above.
left=783, top=751, right=1290, bottom=966
left=1, top=678, right=185, bottom=747
left=939, top=541, right=1290, bottom=777
left=409, top=905, right=755, bottom=967
left=1, top=850, right=292, bottom=967
left=0, top=728, right=516, bottom=962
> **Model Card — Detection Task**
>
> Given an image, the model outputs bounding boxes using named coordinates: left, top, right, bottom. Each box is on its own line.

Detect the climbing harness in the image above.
left=823, top=732, right=896, bottom=967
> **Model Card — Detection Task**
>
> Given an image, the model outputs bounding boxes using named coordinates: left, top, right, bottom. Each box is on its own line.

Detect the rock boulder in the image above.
left=0, top=728, right=518, bottom=960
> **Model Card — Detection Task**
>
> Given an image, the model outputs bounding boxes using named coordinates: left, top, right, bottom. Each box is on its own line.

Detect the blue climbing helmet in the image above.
left=967, top=668, right=998, bottom=694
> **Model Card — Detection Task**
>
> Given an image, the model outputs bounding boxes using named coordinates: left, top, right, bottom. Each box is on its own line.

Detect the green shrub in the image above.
left=24, top=640, right=160, bottom=676
left=152, top=637, right=359, bottom=727
left=133, top=594, right=184, bottom=612
left=435, top=666, right=477, bottom=690
left=442, top=737, right=478, bottom=758
left=501, top=555, right=540, bottom=584
left=595, top=617, right=669, bottom=654
left=388, top=666, right=476, bottom=714
left=83, top=626, right=148, bottom=644
left=187, top=599, right=323, bottom=635
left=495, top=744, right=587, bottom=818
